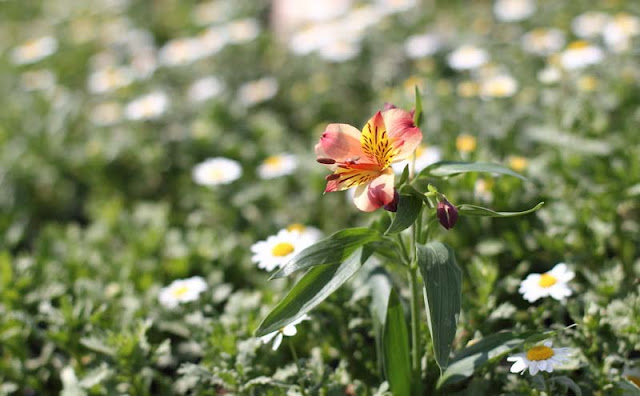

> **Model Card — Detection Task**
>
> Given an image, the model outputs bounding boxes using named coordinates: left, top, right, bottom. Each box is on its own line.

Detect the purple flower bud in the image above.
left=383, top=190, right=400, bottom=212
left=383, top=102, right=398, bottom=111
left=437, top=199, right=458, bottom=230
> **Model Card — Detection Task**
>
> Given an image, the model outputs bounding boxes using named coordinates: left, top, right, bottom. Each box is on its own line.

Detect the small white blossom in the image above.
left=260, top=314, right=310, bottom=350
left=188, top=76, right=223, bottom=103
left=238, top=77, right=278, bottom=106
left=560, top=41, right=603, bottom=70
left=11, top=36, right=58, bottom=65
left=521, top=28, right=565, bottom=56
left=87, top=66, right=134, bottom=94
left=447, top=45, right=489, bottom=71
left=479, top=74, right=518, bottom=98
left=251, top=229, right=316, bottom=272
left=493, top=0, right=536, bottom=22
left=125, top=91, right=169, bottom=121
left=519, top=263, right=575, bottom=303
left=158, top=276, right=208, bottom=309
left=192, top=157, right=242, bottom=186
left=257, top=154, right=298, bottom=179
left=507, top=341, right=572, bottom=375
left=159, top=37, right=205, bottom=67
left=572, top=11, right=610, bottom=39
left=404, top=33, right=441, bottom=59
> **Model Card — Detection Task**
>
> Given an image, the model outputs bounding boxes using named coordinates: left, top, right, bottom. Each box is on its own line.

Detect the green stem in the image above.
left=409, top=263, right=422, bottom=394
left=289, top=341, right=308, bottom=396
left=543, top=372, right=552, bottom=396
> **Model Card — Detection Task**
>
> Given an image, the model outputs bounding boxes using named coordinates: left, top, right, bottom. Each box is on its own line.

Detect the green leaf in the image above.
left=417, top=242, right=462, bottom=370
left=382, top=288, right=412, bottom=396
left=420, top=161, right=527, bottom=181
left=385, top=194, right=423, bottom=234
left=368, top=268, right=393, bottom=376
left=414, top=86, right=423, bottom=128
left=271, top=227, right=380, bottom=279
left=437, top=331, right=535, bottom=388
left=551, top=376, right=583, bottom=396
left=255, top=248, right=365, bottom=337
left=398, top=164, right=410, bottom=186
left=457, top=202, right=544, bottom=218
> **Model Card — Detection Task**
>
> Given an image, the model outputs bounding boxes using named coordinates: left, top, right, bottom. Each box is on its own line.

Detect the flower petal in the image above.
left=382, top=108, right=422, bottom=161
left=272, top=332, right=284, bottom=351
left=352, top=168, right=395, bottom=212
left=315, top=123, right=367, bottom=163
left=282, top=325, right=298, bottom=336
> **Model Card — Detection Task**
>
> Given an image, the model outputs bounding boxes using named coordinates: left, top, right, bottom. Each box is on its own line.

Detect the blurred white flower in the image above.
left=474, top=178, right=493, bottom=203
left=493, top=0, right=536, bottom=22
left=603, top=13, right=640, bottom=53
left=376, top=0, right=417, bottom=15
left=342, top=5, right=385, bottom=36
left=480, top=74, right=518, bottom=98
left=537, top=66, right=561, bottom=84
left=404, top=33, right=441, bottom=59
left=257, top=154, right=298, bottom=179
left=10, top=36, right=58, bottom=65
left=521, top=28, right=565, bottom=56
left=193, top=1, right=230, bottom=26
left=125, top=91, right=169, bottom=121
left=318, top=39, right=360, bottom=62
left=226, top=18, right=260, bottom=44
left=392, top=144, right=441, bottom=173
left=447, top=45, right=489, bottom=71
left=188, top=76, right=223, bottom=103
left=90, top=102, right=123, bottom=126
left=289, top=24, right=333, bottom=55
left=251, top=229, right=316, bottom=272
left=572, top=11, right=609, bottom=38
left=192, top=157, right=242, bottom=186
left=507, top=341, right=572, bottom=375
left=158, top=276, right=208, bottom=309
left=20, top=69, right=56, bottom=92
left=130, top=47, right=158, bottom=79
left=285, top=224, right=323, bottom=243
left=198, top=26, right=229, bottom=56
left=260, top=314, right=310, bottom=351
left=560, top=41, right=604, bottom=70
left=519, top=263, right=575, bottom=303
left=87, top=66, right=134, bottom=94
left=159, top=37, right=205, bottom=67
left=238, top=77, right=278, bottom=106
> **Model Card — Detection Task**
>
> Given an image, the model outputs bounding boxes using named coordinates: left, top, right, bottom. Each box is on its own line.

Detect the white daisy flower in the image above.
left=90, top=102, right=123, bottom=126
left=159, top=37, right=205, bottom=67
left=285, top=224, right=323, bottom=243
left=507, top=341, right=572, bottom=375
left=226, top=18, right=260, bottom=44
left=479, top=74, right=518, bottom=98
left=603, top=13, right=640, bottom=53
left=251, top=229, right=315, bottom=272
left=125, top=91, right=169, bottom=121
left=260, top=314, right=310, bottom=351
left=237, top=77, right=278, bottom=107
left=20, top=69, right=56, bottom=92
left=257, top=154, right=298, bottom=179
left=519, top=263, right=575, bottom=303
left=192, top=157, right=242, bottom=186
left=474, top=178, right=493, bottom=203
left=447, top=45, right=489, bottom=71
left=130, top=47, right=158, bottom=80
left=404, top=33, right=441, bottom=59
left=493, top=0, right=536, bottom=22
left=288, top=24, right=334, bottom=55
left=521, top=28, right=566, bottom=56
left=10, top=36, right=58, bottom=65
left=560, top=41, right=604, bottom=70
left=188, top=76, right=223, bottom=103
left=198, top=26, right=229, bottom=57
left=158, top=276, right=208, bottom=309
left=392, top=144, right=442, bottom=173
left=571, top=11, right=610, bottom=39
left=87, top=66, right=134, bottom=94
left=537, top=66, right=561, bottom=84
left=318, top=39, right=361, bottom=62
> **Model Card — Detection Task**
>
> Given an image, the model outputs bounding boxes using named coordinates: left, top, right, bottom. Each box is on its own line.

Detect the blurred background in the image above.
left=1, top=0, right=639, bottom=394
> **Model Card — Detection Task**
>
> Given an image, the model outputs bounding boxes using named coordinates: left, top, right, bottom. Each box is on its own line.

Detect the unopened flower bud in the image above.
left=383, top=190, right=400, bottom=212
left=437, top=199, right=458, bottom=229
left=383, top=102, right=397, bottom=111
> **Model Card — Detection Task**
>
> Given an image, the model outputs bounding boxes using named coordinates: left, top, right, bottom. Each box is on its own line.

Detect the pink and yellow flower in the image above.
left=315, top=109, right=422, bottom=212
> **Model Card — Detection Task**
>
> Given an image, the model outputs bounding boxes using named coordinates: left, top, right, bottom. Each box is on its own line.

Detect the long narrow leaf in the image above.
left=382, top=288, right=412, bottom=396
left=457, top=202, right=544, bottom=217
left=255, top=248, right=365, bottom=337
left=420, top=161, right=527, bottom=181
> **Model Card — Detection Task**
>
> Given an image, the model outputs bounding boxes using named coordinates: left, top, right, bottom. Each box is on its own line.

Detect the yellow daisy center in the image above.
left=207, top=168, right=225, bottom=181
left=509, top=156, right=528, bottom=172
left=538, top=273, right=557, bottom=288
left=287, top=224, right=306, bottom=233
left=171, top=285, right=190, bottom=298
left=526, top=346, right=555, bottom=361
left=272, top=242, right=295, bottom=257
left=456, top=135, right=477, bottom=152
left=568, top=40, right=590, bottom=50
left=263, top=156, right=283, bottom=167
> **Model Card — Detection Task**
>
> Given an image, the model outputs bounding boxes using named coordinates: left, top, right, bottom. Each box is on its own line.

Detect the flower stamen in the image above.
left=526, top=346, right=555, bottom=361
left=272, top=242, right=295, bottom=257
left=538, top=273, right=557, bottom=288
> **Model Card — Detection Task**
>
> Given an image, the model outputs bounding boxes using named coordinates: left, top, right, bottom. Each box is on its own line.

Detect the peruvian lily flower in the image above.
left=315, top=109, right=422, bottom=211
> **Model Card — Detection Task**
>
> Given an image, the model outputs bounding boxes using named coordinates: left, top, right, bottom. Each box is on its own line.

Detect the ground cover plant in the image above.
left=0, top=0, right=639, bottom=395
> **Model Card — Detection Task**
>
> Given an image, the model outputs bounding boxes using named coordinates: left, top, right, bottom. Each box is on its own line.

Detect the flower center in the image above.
left=456, top=135, right=477, bottom=152
left=272, top=242, right=295, bottom=257
left=538, top=273, right=557, bottom=288
left=264, top=156, right=282, bottom=167
left=287, top=224, right=306, bottom=233
left=207, top=168, right=225, bottom=181
left=568, top=40, right=589, bottom=50
left=526, top=346, right=555, bottom=361
left=171, top=285, right=190, bottom=298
